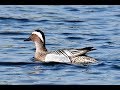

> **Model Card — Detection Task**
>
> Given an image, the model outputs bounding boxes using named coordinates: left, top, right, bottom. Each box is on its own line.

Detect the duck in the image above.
left=24, top=29, right=97, bottom=64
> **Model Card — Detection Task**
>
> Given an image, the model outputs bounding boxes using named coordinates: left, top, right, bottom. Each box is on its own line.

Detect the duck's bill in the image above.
left=24, top=38, right=31, bottom=41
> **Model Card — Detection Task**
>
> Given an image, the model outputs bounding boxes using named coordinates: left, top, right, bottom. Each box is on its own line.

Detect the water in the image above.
left=0, top=5, right=120, bottom=85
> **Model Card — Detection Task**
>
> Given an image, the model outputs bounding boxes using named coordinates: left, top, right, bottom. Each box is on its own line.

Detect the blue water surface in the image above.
left=0, top=5, right=120, bottom=85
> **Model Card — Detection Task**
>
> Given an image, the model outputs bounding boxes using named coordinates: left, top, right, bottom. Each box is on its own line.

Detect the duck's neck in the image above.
left=34, top=41, right=47, bottom=61
left=34, top=41, right=47, bottom=53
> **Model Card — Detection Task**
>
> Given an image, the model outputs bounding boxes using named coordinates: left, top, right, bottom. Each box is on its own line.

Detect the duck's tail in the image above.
left=80, top=47, right=96, bottom=51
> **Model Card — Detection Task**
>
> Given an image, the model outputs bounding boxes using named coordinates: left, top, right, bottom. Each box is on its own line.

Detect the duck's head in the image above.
left=24, top=30, right=45, bottom=44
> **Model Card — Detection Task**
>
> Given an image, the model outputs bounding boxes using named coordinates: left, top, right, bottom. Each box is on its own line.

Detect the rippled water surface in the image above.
left=0, top=5, right=120, bottom=85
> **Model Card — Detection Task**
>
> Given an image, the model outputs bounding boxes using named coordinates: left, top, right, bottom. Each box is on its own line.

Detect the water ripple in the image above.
left=0, top=62, right=36, bottom=66
left=87, top=38, right=110, bottom=41
left=0, top=16, right=31, bottom=22
left=0, top=31, right=28, bottom=35
left=64, top=7, right=80, bottom=11
left=63, top=20, right=84, bottom=23
left=66, top=36, right=85, bottom=40
left=11, top=37, right=26, bottom=40
left=111, top=64, right=120, bottom=70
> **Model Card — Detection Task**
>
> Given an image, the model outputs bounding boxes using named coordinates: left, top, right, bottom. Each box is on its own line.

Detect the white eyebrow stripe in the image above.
left=32, top=31, right=44, bottom=42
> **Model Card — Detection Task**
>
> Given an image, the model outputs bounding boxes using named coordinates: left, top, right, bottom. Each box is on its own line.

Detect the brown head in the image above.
left=24, top=30, right=45, bottom=46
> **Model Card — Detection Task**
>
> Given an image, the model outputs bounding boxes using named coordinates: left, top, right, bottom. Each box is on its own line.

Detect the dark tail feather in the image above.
left=81, top=47, right=96, bottom=51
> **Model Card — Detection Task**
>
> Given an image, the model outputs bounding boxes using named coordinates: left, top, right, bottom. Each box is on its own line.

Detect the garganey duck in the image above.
left=24, top=30, right=97, bottom=64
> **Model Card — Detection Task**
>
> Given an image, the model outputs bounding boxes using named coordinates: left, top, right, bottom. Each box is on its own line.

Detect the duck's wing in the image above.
left=70, top=55, right=97, bottom=64
left=50, top=47, right=96, bottom=58
left=66, top=47, right=96, bottom=57
left=47, top=51, right=97, bottom=64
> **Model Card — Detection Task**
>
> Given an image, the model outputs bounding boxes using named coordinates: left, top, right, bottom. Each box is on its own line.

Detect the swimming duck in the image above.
left=24, top=30, right=97, bottom=64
